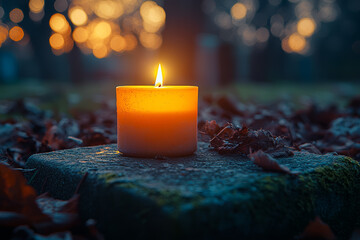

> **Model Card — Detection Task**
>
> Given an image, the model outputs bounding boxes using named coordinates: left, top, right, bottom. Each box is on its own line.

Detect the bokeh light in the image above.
left=54, top=0, right=68, bottom=12
left=140, top=1, right=166, bottom=32
left=297, top=18, right=316, bottom=37
left=93, top=44, right=109, bottom=58
left=0, top=0, right=350, bottom=60
left=110, top=35, right=126, bottom=52
left=92, top=21, right=112, bottom=39
left=9, top=8, right=24, bottom=24
left=49, top=33, right=65, bottom=50
left=242, top=26, right=256, bottom=46
left=0, top=25, right=8, bottom=44
left=50, top=13, right=70, bottom=33
left=0, top=0, right=166, bottom=58
left=69, top=7, right=88, bottom=26
left=203, top=0, right=345, bottom=55
left=281, top=36, right=292, bottom=53
left=143, top=21, right=160, bottom=33
left=123, top=34, right=137, bottom=51
left=73, top=27, right=89, bottom=43
left=318, top=4, right=338, bottom=22
left=295, top=1, right=313, bottom=18
left=9, top=26, right=24, bottom=42
left=29, top=10, right=45, bottom=22
left=215, top=12, right=232, bottom=29
left=0, top=7, right=4, bottom=18
left=231, top=3, right=247, bottom=20
left=93, top=0, right=124, bottom=19
left=139, top=31, right=162, bottom=50
left=29, top=0, right=44, bottom=13
left=288, top=33, right=306, bottom=53
left=256, top=27, right=270, bottom=43
left=64, top=36, right=74, bottom=52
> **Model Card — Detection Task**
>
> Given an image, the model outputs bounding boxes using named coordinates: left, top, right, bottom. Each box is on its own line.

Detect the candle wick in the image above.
left=155, top=83, right=162, bottom=88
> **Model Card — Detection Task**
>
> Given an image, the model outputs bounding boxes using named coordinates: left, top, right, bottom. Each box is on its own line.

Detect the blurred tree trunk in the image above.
left=68, top=45, right=85, bottom=83
left=249, top=45, right=270, bottom=82
left=159, top=0, right=204, bottom=85
left=21, top=1, right=58, bottom=81
left=219, top=42, right=236, bottom=85
left=20, top=1, right=84, bottom=82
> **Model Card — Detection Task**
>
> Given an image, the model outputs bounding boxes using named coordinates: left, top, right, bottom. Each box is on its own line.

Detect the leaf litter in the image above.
left=1, top=93, right=360, bottom=238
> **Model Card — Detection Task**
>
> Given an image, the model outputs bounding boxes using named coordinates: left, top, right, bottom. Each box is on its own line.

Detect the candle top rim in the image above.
left=116, top=86, right=198, bottom=90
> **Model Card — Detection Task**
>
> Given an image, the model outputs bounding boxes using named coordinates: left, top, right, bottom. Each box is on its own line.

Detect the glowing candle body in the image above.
left=116, top=86, right=198, bottom=157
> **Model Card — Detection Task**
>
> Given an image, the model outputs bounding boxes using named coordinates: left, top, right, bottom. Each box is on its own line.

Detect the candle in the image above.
left=116, top=64, right=198, bottom=157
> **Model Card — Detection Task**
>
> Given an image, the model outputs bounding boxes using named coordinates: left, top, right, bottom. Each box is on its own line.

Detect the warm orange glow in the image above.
left=140, top=31, right=162, bottom=49
left=231, top=3, right=247, bottom=20
left=39, top=0, right=167, bottom=57
left=9, top=8, right=24, bottom=23
left=29, top=0, right=44, bottom=13
left=52, top=48, right=65, bottom=56
left=72, top=27, right=88, bottom=43
left=110, top=35, right=126, bottom=52
left=148, top=6, right=165, bottom=23
left=288, top=33, right=306, bottom=52
left=86, top=37, right=100, bottom=50
left=64, top=37, right=74, bottom=52
left=123, top=34, right=137, bottom=51
left=143, top=21, right=161, bottom=33
left=93, top=0, right=124, bottom=19
left=281, top=36, right=292, bottom=53
left=116, top=86, right=198, bottom=157
left=0, top=25, right=8, bottom=43
left=155, top=64, right=163, bottom=87
left=49, top=33, right=65, bottom=50
left=121, top=0, right=138, bottom=13
left=18, top=34, right=30, bottom=46
left=297, top=18, right=316, bottom=37
left=93, top=45, right=109, bottom=59
left=9, top=26, right=24, bottom=42
left=69, top=7, right=88, bottom=26
left=49, top=13, right=69, bottom=33
left=140, top=1, right=157, bottom=19
left=140, top=1, right=165, bottom=32
left=92, top=21, right=112, bottom=39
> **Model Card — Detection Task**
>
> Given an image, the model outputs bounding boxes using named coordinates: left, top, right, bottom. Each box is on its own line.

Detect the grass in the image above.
left=0, top=80, right=359, bottom=113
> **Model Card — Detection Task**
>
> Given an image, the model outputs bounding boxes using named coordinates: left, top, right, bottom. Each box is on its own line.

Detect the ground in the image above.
left=25, top=143, right=360, bottom=239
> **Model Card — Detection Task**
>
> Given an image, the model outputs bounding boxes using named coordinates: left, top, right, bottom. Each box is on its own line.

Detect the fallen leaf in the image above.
left=249, top=150, right=296, bottom=175
left=217, top=95, right=245, bottom=116
left=0, top=164, right=83, bottom=236
left=199, top=120, right=221, bottom=137
left=35, top=193, right=80, bottom=234
left=0, top=163, right=50, bottom=223
left=298, top=143, right=322, bottom=154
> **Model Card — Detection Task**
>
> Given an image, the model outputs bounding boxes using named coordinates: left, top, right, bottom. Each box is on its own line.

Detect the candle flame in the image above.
left=155, top=64, right=163, bottom=87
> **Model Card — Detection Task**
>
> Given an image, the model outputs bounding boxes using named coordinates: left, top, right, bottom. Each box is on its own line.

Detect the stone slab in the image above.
left=25, top=143, right=360, bottom=240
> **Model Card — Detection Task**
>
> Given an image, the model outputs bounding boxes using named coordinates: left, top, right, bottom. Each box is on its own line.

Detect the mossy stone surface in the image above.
left=25, top=143, right=360, bottom=240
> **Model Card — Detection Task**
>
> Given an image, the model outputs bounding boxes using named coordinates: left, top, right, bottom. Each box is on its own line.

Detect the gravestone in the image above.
left=25, top=142, right=360, bottom=239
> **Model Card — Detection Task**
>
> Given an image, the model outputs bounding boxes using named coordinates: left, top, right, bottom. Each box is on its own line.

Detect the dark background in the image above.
left=0, top=0, right=359, bottom=87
